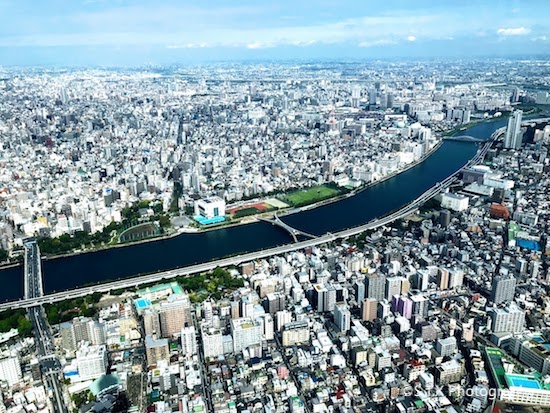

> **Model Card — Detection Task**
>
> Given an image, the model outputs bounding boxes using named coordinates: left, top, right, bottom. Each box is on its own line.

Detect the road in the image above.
left=24, top=242, right=68, bottom=413
left=1, top=131, right=500, bottom=312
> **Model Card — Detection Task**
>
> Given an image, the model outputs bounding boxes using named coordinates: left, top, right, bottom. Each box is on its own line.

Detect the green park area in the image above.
left=0, top=309, right=32, bottom=337
left=174, top=267, right=244, bottom=303
left=44, top=292, right=102, bottom=325
left=282, top=184, right=343, bottom=207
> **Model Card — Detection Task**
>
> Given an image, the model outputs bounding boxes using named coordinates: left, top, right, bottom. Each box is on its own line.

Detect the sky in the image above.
left=0, top=0, right=549, bottom=66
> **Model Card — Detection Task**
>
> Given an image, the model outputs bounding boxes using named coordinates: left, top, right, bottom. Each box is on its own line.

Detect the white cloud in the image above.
left=407, top=35, right=416, bottom=42
left=497, top=27, right=530, bottom=36
left=358, top=39, right=396, bottom=48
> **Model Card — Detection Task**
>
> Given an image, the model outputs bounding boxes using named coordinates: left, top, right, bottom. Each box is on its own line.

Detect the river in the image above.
left=0, top=118, right=509, bottom=302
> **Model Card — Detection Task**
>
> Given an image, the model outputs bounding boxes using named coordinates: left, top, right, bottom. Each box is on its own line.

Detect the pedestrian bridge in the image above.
left=258, top=213, right=317, bottom=242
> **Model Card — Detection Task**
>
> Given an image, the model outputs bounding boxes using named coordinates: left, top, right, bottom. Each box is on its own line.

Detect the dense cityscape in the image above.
left=1, top=54, right=550, bottom=413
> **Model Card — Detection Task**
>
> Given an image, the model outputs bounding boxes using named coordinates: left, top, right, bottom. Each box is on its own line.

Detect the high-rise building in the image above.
left=145, top=335, right=170, bottom=366
left=504, top=110, right=523, bottom=149
left=60, top=317, right=106, bottom=353
left=159, top=294, right=192, bottom=338
left=231, top=318, right=262, bottom=353
left=411, top=294, right=428, bottom=318
left=333, top=303, right=351, bottom=332
left=396, top=296, right=413, bottom=320
left=276, top=310, right=292, bottom=332
left=491, top=275, right=516, bottom=304
left=143, top=309, right=161, bottom=337
left=282, top=321, right=310, bottom=346
left=416, top=321, right=438, bottom=342
left=76, top=343, right=108, bottom=381
left=362, top=298, right=378, bottom=321
left=436, top=337, right=457, bottom=357
left=489, top=304, right=525, bottom=333
left=351, top=86, right=361, bottom=108
left=448, top=269, right=464, bottom=289
left=258, top=313, right=274, bottom=341
left=414, top=270, right=430, bottom=291
left=437, top=268, right=450, bottom=290
left=385, top=277, right=402, bottom=300
left=181, top=326, right=197, bottom=356
left=312, top=283, right=336, bottom=312
left=366, top=274, right=385, bottom=301
left=0, top=357, right=21, bottom=386
left=354, top=280, right=365, bottom=303
left=201, top=325, right=223, bottom=358
left=263, top=292, right=286, bottom=314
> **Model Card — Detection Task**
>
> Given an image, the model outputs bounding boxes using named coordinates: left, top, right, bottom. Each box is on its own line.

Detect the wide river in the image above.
left=0, top=119, right=509, bottom=302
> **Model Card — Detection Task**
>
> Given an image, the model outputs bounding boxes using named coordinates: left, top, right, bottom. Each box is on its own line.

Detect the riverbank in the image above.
left=0, top=136, right=483, bottom=300
left=278, top=139, right=444, bottom=219
left=29, top=136, right=447, bottom=261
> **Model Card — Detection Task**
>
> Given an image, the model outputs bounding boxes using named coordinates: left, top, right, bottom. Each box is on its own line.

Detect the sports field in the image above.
left=285, top=185, right=342, bottom=207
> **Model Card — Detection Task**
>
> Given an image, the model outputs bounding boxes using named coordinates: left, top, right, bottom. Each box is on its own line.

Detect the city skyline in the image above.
left=0, top=0, right=549, bottom=66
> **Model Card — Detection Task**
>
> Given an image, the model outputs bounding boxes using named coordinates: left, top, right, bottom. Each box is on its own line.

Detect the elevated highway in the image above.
left=24, top=242, right=67, bottom=413
left=0, top=132, right=498, bottom=312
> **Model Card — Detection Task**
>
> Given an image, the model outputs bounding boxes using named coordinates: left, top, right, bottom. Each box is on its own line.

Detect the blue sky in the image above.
left=0, top=0, right=549, bottom=66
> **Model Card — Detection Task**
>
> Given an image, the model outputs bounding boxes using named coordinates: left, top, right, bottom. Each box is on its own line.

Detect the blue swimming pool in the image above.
left=506, top=374, right=542, bottom=389
left=134, top=297, right=152, bottom=309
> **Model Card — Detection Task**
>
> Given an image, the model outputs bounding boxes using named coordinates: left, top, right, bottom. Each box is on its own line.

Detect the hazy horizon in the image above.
left=1, top=0, right=549, bottom=66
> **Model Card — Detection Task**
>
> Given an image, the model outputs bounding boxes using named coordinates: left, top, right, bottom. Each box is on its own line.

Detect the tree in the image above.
left=0, top=249, right=8, bottom=263
left=17, top=317, right=32, bottom=336
left=159, top=215, right=171, bottom=228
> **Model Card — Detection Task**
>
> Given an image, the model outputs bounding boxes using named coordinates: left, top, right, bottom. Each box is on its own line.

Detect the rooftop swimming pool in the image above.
left=506, top=374, right=542, bottom=389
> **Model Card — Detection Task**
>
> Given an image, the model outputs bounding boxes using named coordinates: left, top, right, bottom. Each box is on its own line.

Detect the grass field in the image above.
left=284, top=185, right=342, bottom=207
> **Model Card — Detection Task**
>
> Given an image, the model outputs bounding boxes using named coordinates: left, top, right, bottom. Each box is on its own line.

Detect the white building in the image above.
left=194, top=197, right=226, bottom=219
left=201, top=326, right=223, bottom=359
left=504, top=110, right=523, bottom=149
left=436, top=337, right=457, bottom=357
left=441, top=193, right=469, bottom=212
left=231, top=318, right=262, bottom=353
left=489, top=304, right=525, bottom=333
left=333, top=304, right=351, bottom=333
left=282, top=321, right=310, bottom=347
left=76, top=343, right=107, bottom=381
left=0, top=357, right=21, bottom=386
left=181, top=326, right=197, bottom=356
left=500, top=375, right=550, bottom=406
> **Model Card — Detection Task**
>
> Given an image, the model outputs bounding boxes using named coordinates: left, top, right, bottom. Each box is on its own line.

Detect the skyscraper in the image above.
left=504, top=110, right=523, bottom=149
left=491, top=275, right=516, bottom=304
